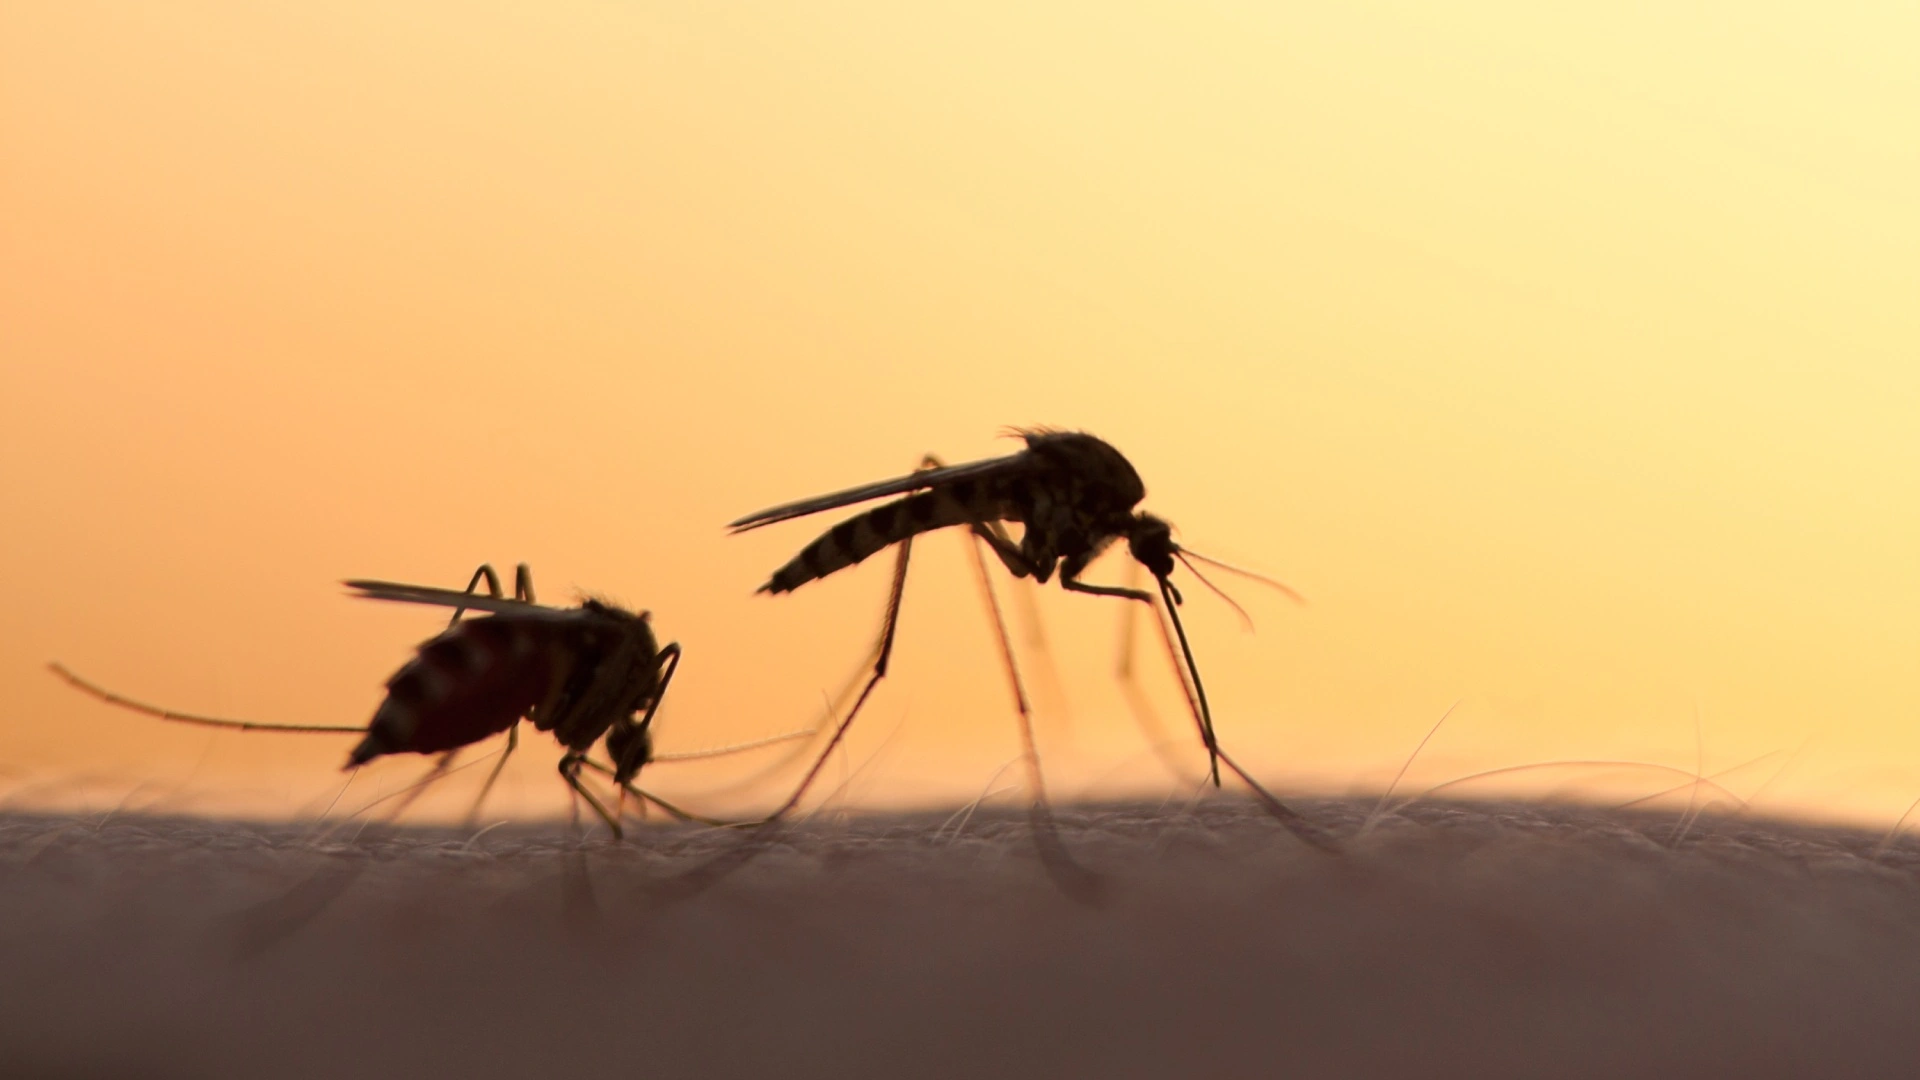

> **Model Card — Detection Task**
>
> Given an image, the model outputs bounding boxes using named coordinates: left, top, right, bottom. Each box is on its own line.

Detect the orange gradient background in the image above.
left=3, top=3, right=1916, bottom=827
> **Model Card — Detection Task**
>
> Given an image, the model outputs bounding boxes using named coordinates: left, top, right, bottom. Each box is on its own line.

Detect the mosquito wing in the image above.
left=344, top=580, right=577, bottom=618
left=728, top=452, right=1032, bottom=533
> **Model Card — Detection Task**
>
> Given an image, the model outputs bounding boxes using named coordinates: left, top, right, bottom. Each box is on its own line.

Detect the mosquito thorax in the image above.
left=580, top=597, right=650, bottom=625
left=1127, top=513, right=1177, bottom=578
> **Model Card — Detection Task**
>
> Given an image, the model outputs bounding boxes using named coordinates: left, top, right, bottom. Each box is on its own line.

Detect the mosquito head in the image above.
left=605, top=717, right=654, bottom=786
left=1130, top=513, right=1306, bottom=625
left=1126, top=513, right=1179, bottom=581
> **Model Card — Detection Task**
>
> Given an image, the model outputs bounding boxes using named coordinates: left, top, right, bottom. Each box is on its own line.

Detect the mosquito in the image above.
left=726, top=427, right=1331, bottom=890
left=50, top=563, right=808, bottom=838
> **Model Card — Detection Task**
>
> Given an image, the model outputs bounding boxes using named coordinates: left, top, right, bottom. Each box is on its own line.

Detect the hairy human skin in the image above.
left=5, top=799, right=1920, bottom=1079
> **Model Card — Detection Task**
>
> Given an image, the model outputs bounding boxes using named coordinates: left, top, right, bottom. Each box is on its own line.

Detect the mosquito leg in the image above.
left=337, top=749, right=460, bottom=845
left=911, top=452, right=1076, bottom=742
left=619, top=644, right=680, bottom=782
left=445, top=563, right=506, bottom=628
left=554, top=750, right=604, bottom=931
left=968, top=523, right=1044, bottom=581
left=659, top=531, right=919, bottom=899
left=390, top=750, right=458, bottom=818
left=1062, top=568, right=1332, bottom=847
left=1061, top=578, right=1155, bottom=604
left=580, top=758, right=743, bottom=828
left=1109, top=560, right=1199, bottom=786
left=1116, top=558, right=1141, bottom=678
left=606, top=642, right=682, bottom=821
left=745, top=454, right=956, bottom=826
left=627, top=789, right=735, bottom=828
left=559, top=753, right=623, bottom=840
left=464, top=722, right=519, bottom=828
left=1061, top=574, right=1214, bottom=786
left=964, top=532, right=1103, bottom=903
left=914, top=452, right=1038, bottom=583
left=966, top=522, right=1086, bottom=741
left=768, top=532, right=914, bottom=823
left=1151, top=582, right=1335, bottom=851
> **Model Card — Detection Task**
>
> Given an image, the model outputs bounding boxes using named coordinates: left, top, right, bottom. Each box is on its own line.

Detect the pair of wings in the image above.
left=344, top=579, right=601, bottom=621
left=727, top=450, right=1031, bottom=533
left=359, top=445, right=1033, bottom=605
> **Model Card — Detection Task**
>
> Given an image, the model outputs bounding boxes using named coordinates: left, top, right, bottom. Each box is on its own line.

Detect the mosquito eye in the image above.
left=1127, top=530, right=1175, bottom=577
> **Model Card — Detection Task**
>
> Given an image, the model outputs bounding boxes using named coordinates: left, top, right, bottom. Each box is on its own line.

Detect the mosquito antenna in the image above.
left=49, top=663, right=366, bottom=734
left=1174, top=548, right=1307, bottom=606
left=1157, top=575, right=1222, bottom=787
left=1173, top=552, right=1256, bottom=632
left=651, top=725, right=822, bottom=762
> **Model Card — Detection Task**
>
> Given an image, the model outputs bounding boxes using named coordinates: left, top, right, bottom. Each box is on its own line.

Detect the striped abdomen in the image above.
left=348, top=615, right=561, bottom=765
left=761, top=486, right=1018, bottom=593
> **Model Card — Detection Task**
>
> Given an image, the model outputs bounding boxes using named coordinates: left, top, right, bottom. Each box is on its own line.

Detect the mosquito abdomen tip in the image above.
left=346, top=732, right=387, bottom=768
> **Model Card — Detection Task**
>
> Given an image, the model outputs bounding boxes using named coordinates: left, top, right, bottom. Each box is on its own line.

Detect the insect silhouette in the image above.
left=51, top=563, right=804, bottom=837
left=726, top=428, right=1331, bottom=893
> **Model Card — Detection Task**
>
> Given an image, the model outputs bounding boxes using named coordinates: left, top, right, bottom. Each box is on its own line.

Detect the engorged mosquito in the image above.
left=726, top=427, right=1331, bottom=892
left=50, top=563, right=807, bottom=837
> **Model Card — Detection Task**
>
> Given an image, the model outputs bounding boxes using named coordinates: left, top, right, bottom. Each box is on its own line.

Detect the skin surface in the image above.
left=5, top=798, right=1920, bottom=1079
